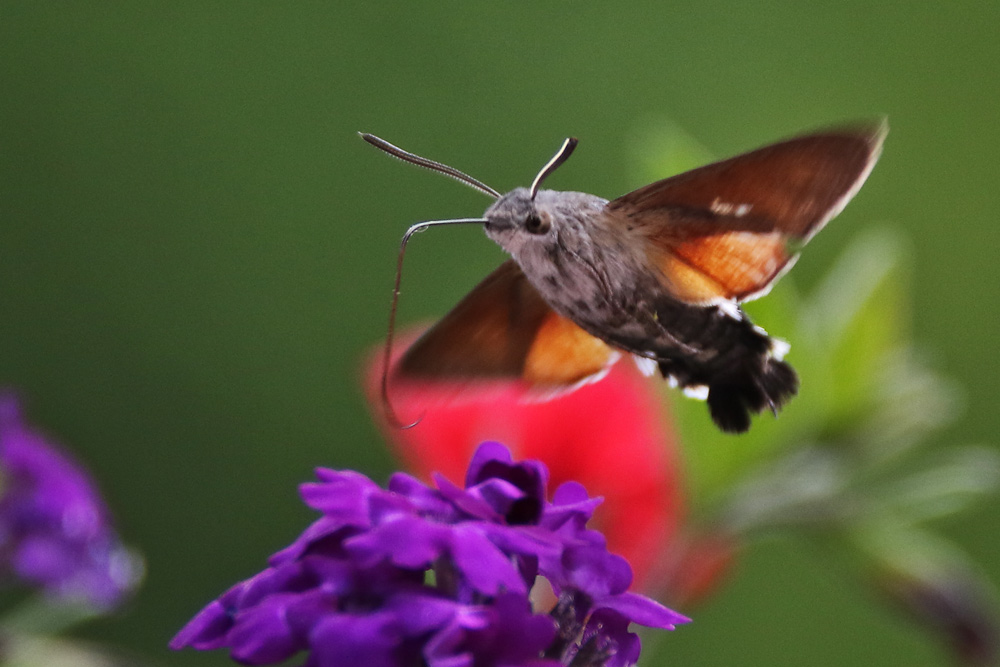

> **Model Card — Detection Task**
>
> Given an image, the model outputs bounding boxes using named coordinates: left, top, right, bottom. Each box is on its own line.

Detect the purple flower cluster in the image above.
left=172, top=442, right=687, bottom=666
left=0, top=394, right=139, bottom=609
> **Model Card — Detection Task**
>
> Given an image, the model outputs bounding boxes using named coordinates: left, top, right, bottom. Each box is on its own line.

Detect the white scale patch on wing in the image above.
left=709, top=197, right=753, bottom=217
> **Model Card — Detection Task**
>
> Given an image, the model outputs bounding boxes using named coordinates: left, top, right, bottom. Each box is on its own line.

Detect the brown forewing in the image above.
left=608, top=124, right=886, bottom=303
left=398, top=260, right=615, bottom=385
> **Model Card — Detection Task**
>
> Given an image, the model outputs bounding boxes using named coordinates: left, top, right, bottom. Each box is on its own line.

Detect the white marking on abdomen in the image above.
left=632, top=354, right=658, bottom=377
left=683, top=384, right=709, bottom=400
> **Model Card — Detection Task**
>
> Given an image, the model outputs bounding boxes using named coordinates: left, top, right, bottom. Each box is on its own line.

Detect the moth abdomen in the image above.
left=647, top=298, right=799, bottom=433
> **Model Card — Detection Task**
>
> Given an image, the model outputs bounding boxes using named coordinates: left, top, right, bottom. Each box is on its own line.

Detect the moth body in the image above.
left=485, top=186, right=796, bottom=433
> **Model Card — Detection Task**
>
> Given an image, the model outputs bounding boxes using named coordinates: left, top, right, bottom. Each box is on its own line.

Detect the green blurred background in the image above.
left=1, top=2, right=998, bottom=665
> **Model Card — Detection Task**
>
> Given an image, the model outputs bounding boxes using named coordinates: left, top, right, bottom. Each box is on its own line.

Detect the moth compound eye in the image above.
left=524, top=211, right=551, bottom=235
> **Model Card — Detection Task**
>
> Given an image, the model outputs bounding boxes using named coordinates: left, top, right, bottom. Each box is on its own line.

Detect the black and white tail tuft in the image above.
left=706, top=358, right=799, bottom=434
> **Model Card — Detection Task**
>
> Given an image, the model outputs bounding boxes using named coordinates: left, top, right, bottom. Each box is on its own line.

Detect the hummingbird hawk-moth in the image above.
left=362, top=123, right=885, bottom=433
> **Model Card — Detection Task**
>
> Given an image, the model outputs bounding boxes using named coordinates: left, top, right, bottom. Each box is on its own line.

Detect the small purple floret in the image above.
left=172, top=442, right=688, bottom=666
left=0, top=394, right=139, bottom=609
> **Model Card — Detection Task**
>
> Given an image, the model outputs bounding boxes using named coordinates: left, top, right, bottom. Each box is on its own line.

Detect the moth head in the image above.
left=484, top=137, right=577, bottom=252
left=486, top=189, right=566, bottom=254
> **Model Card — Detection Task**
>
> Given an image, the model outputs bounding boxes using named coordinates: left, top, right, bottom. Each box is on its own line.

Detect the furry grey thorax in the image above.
left=484, top=188, right=661, bottom=338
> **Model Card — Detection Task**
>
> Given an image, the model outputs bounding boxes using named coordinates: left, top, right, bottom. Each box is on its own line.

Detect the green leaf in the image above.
left=874, top=446, right=1000, bottom=524
left=801, top=227, right=912, bottom=429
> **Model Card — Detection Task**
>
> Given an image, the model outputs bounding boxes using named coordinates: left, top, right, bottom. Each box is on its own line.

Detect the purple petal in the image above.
left=543, top=482, right=603, bottom=531
left=309, top=612, right=403, bottom=667
left=13, top=534, right=77, bottom=581
left=387, top=472, right=453, bottom=517
left=464, top=442, right=515, bottom=487
left=434, top=474, right=504, bottom=523
left=487, top=593, right=558, bottom=659
left=474, top=522, right=561, bottom=562
left=473, top=478, right=544, bottom=525
left=300, top=469, right=384, bottom=521
left=423, top=611, right=483, bottom=667
left=170, top=599, right=235, bottom=650
left=227, top=592, right=311, bottom=665
left=596, top=592, right=690, bottom=630
left=0, top=393, right=136, bottom=608
left=425, top=593, right=558, bottom=667
left=346, top=516, right=450, bottom=569
left=465, top=445, right=549, bottom=513
left=449, top=525, right=527, bottom=596
left=562, top=546, right=633, bottom=597
left=382, top=591, right=462, bottom=636
left=270, top=518, right=356, bottom=565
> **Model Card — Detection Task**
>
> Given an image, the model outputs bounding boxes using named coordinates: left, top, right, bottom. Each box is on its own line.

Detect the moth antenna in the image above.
left=381, top=217, right=488, bottom=429
left=530, top=137, right=578, bottom=200
left=360, top=133, right=501, bottom=200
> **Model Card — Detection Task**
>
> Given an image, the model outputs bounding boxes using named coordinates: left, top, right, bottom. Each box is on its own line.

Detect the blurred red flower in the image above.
left=364, top=334, right=686, bottom=591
